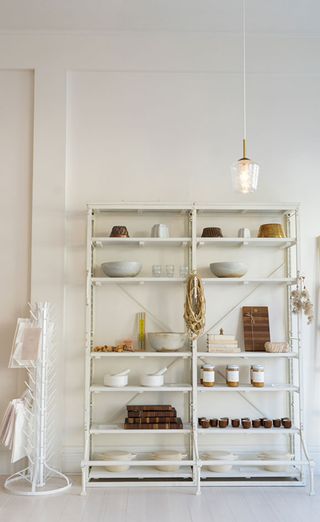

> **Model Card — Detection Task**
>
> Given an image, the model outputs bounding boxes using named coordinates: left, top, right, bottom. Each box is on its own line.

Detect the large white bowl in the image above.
left=104, top=374, right=128, bottom=387
left=259, top=451, right=292, bottom=472
left=101, top=261, right=142, bottom=277
left=140, top=374, right=164, bottom=387
left=210, top=262, right=248, bottom=278
left=148, top=332, right=187, bottom=352
left=202, top=451, right=238, bottom=472
left=96, top=451, right=136, bottom=472
left=152, top=450, right=187, bottom=472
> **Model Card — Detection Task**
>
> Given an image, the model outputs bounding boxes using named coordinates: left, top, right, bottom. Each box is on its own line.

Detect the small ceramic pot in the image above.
left=210, top=418, right=218, bottom=428
left=200, top=419, right=210, bottom=429
left=218, top=418, right=228, bottom=428
left=282, top=418, right=292, bottom=429
left=151, top=224, right=169, bottom=238
left=263, top=419, right=273, bottom=429
left=110, top=226, right=129, bottom=238
left=242, top=419, right=252, bottom=429
left=231, top=419, right=240, bottom=428
left=238, top=228, right=251, bottom=238
left=252, top=419, right=262, bottom=428
left=258, top=223, right=286, bottom=238
left=201, top=227, right=223, bottom=238
left=273, top=419, right=281, bottom=428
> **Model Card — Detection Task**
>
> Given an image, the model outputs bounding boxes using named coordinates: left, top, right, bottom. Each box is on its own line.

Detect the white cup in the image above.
left=238, top=227, right=251, bottom=238
left=151, top=224, right=169, bottom=238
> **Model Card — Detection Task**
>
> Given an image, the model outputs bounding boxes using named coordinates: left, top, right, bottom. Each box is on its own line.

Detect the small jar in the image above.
left=202, top=364, right=215, bottom=387
left=242, top=419, right=251, bottom=429
left=273, top=418, right=281, bottom=428
left=210, top=418, right=218, bottom=428
left=251, top=365, right=264, bottom=387
left=200, top=418, right=210, bottom=428
left=219, top=418, right=228, bottom=428
left=226, top=365, right=240, bottom=387
left=263, top=419, right=272, bottom=429
left=231, top=418, right=240, bottom=428
left=200, top=365, right=204, bottom=385
left=252, top=419, right=261, bottom=428
left=282, top=418, right=292, bottom=429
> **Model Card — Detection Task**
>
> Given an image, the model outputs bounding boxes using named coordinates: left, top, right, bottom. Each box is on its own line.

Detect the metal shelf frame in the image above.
left=81, top=202, right=314, bottom=496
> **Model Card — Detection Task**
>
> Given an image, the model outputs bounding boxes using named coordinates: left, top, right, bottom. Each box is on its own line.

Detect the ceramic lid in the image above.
left=153, top=450, right=185, bottom=459
left=202, top=451, right=238, bottom=460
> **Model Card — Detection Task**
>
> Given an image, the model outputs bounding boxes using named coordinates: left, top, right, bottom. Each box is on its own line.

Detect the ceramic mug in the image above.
left=151, top=224, right=169, bottom=238
left=238, top=227, right=251, bottom=238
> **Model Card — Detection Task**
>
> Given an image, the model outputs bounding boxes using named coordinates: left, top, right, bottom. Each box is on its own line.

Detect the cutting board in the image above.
left=242, top=306, right=270, bottom=351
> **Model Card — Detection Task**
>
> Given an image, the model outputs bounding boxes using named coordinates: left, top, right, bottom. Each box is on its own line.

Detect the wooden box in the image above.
left=242, top=306, right=270, bottom=351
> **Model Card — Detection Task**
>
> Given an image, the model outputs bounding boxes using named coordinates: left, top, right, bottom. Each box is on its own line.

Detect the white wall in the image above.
left=0, top=70, right=33, bottom=472
left=0, top=30, right=319, bottom=472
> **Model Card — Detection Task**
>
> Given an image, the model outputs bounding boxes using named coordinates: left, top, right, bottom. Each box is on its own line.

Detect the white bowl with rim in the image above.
left=210, top=262, right=248, bottom=278
left=258, top=451, right=293, bottom=472
left=96, top=451, right=136, bottom=472
left=101, top=261, right=142, bottom=277
left=201, top=451, right=238, bottom=472
left=148, top=332, right=187, bottom=352
left=152, top=450, right=187, bottom=471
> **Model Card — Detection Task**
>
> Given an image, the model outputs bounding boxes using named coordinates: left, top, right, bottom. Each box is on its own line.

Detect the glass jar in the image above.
left=226, top=365, right=240, bottom=387
left=202, top=364, right=215, bottom=387
left=251, top=364, right=264, bottom=387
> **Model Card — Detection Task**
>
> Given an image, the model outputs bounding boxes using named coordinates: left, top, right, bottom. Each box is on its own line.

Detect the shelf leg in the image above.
left=196, top=464, right=201, bottom=496
left=309, top=463, right=315, bottom=496
left=81, top=466, right=87, bottom=496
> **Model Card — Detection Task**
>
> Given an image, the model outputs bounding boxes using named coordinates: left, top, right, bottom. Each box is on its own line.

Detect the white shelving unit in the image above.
left=81, top=203, right=314, bottom=495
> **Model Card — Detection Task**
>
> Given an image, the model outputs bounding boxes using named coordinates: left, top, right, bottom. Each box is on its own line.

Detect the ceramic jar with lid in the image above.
left=202, top=364, right=215, bottom=387
left=226, top=365, right=240, bottom=387
left=251, top=364, right=264, bottom=387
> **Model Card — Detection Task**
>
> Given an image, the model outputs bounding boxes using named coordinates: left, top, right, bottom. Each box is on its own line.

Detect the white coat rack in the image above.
left=4, top=302, right=71, bottom=495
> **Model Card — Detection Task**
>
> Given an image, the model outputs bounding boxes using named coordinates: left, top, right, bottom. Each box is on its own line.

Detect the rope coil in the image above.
left=184, top=273, right=206, bottom=339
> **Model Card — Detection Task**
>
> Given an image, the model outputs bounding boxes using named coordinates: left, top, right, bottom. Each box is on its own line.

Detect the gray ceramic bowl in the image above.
left=210, top=262, right=248, bottom=278
left=101, top=261, right=142, bottom=277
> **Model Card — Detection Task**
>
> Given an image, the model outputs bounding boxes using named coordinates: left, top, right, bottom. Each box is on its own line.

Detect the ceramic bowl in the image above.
left=140, top=374, right=164, bottom=387
left=103, top=374, right=128, bottom=387
left=202, top=451, right=238, bottom=472
left=97, top=451, right=136, bottom=472
left=259, top=451, right=292, bottom=472
left=152, top=450, right=187, bottom=472
left=258, top=224, right=286, bottom=238
left=201, top=227, right=223, bottom=238
left=210, top=262, right=248, bottom=278
left=101, top=261, right=142, bottom=277
left=110, top=226, right=129, bottom=238
left=148, top=332, right=187, bottom=352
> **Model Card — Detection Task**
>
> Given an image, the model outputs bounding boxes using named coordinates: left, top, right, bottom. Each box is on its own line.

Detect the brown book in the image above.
left=243, top=306, right=270, bottom=352
left=124, top=419, right=183, bottom=430
left=128, top=410, right=177, bottom=418
left=127, top=405, right=175, bottom=412
left=125, top=417, right=178, bottom=424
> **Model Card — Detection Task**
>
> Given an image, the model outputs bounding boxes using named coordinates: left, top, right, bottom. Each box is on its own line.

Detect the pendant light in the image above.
left=231, top=0, right=259, bottom=193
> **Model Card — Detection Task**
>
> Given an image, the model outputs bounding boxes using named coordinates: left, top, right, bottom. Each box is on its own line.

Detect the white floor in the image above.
left=0, top=476, right=318, bottom=522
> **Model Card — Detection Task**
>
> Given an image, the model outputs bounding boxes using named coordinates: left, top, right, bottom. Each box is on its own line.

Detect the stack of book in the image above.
left=207, top=332, right=240, bottom=353
left=124, top=405, right=183, bottom=429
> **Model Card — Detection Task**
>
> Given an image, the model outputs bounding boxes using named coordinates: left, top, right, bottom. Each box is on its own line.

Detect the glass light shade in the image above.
left=231, top=158, right=259, bottom=193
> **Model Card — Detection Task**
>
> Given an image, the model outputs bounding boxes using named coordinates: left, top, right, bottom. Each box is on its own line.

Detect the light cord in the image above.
left=243, top=0, right=247, bottom=144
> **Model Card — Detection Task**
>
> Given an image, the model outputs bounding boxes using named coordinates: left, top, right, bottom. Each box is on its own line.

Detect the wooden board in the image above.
left=127, top=405, right=175, bottom=412
left=125, top=416, right=179, bottom=424
left=124, top=418, right=183, bottom=430
left=242, top=306, right=270, bottom=352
